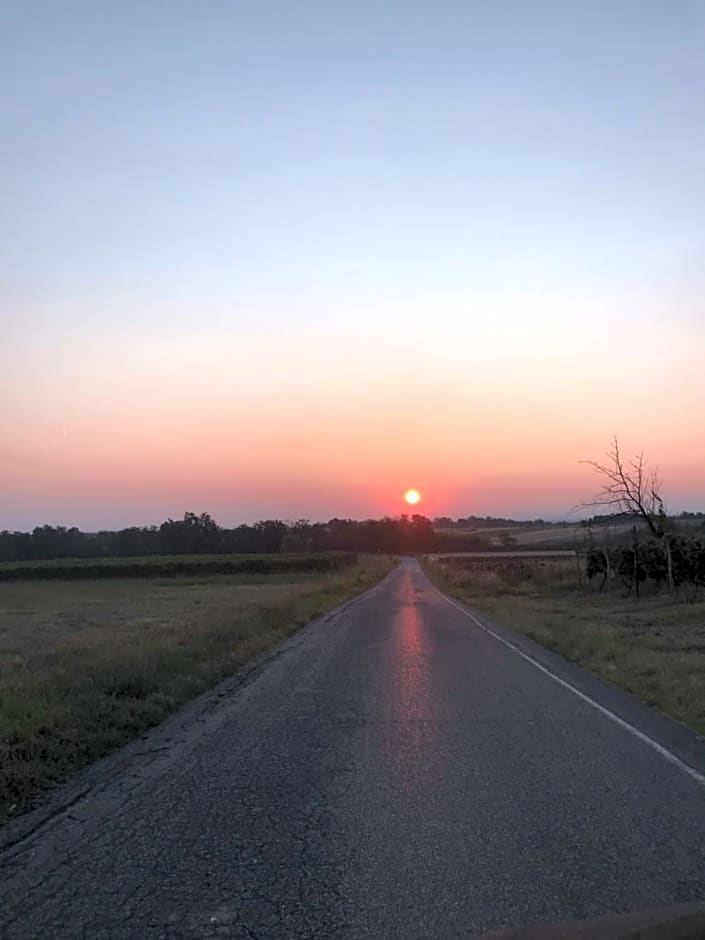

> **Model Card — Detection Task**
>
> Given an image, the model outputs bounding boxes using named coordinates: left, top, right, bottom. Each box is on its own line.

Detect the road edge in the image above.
left=420, top=562, right=705, bottom=785
left=0, top=562, right=398, bottom=857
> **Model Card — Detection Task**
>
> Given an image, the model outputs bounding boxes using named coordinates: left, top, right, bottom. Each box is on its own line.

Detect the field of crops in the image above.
left=435, top=516, right=705, bottom=551
left=0, top=551, right=357, bottom=581
left=434, top=522, right=619, bottom=550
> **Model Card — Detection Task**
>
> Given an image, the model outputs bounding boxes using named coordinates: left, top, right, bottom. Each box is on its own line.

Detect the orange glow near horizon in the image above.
left=4, top=308, right=705, bottom=531
left=4, top=6, right=705, bottom=534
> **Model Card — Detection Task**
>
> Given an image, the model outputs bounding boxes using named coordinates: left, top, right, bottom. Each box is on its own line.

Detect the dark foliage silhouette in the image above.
left=0, top=513, right=489, bottom=563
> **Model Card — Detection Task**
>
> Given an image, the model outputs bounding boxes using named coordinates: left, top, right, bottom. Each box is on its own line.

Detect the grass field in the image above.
left=0, top=555, right=393, bottom=821
left=425, top=554, right=705, bottom=738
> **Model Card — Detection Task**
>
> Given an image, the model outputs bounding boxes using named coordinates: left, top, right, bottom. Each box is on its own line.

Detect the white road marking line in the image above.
left=428, top=578, right=705, bottom=789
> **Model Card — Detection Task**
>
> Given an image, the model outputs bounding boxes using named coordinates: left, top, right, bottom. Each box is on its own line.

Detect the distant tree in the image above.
left=252, top=520, right=287, bottom=553
left=159, top=512, right=221, bottom=554
left=281, top=520, right=313, bottom=552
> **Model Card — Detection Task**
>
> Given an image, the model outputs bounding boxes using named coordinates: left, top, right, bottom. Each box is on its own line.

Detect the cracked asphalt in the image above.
left=2, top=558, right=705, bottom=938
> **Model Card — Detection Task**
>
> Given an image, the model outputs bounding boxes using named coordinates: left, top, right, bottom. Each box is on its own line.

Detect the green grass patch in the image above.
left=425, top=555, right=705, bottom=738
left=0, top=556, right=393, bottom=821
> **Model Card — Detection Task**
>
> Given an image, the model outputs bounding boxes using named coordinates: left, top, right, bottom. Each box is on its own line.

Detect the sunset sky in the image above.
left=3, top=1, right=704, bottom=530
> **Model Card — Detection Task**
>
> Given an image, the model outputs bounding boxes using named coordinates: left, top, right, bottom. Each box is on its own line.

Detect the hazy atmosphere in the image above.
left=3, top=1, right=704, bottom=529
left=4, top=7, right=705, bottom=937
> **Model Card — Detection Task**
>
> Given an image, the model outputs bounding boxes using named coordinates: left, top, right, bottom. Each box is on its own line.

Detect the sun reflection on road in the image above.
left=394, top=571, right=433, bottom=729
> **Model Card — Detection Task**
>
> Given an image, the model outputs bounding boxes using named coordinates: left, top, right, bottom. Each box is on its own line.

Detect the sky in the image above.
left=2, top=1, right=704, bottom=530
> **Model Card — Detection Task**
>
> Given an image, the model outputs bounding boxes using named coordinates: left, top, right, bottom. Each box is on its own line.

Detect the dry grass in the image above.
left=425, top=555, right=705, bottom=738
left=0, top=557, right=393, bottom=821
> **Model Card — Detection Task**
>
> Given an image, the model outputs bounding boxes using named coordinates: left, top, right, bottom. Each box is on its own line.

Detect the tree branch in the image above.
left=577, top=437, right=662, bottom=536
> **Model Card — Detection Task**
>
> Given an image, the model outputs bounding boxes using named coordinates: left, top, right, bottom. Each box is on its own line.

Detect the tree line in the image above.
left=0, top=513, right=492, bottom=563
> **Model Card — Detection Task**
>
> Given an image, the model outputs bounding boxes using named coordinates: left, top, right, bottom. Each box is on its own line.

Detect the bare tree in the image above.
left=576, top=436, right=664, bottom=537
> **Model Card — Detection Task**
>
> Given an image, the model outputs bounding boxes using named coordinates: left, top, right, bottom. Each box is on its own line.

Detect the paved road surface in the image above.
left=2, top=559, right=705, bottom=938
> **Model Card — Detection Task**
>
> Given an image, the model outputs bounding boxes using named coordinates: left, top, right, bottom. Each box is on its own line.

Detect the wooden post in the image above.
left=632, top=526, right=639, bottom=598
left=665, top=534, right=674, bottom=592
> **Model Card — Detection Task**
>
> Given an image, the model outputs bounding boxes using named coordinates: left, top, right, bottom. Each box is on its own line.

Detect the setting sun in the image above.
left=404, top=489, right=421, bottom=506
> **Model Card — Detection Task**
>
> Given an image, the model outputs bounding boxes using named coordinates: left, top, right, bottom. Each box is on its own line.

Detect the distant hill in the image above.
left=433, top=513, right=705, bottom=551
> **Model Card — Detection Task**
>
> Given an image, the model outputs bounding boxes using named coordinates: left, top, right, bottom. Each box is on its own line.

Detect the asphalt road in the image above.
left=2, top=559, right=705, bottom=938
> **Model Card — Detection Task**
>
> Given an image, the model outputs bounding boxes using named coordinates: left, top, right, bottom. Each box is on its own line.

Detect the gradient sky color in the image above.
left=3, top=1, right=705, bottom=530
